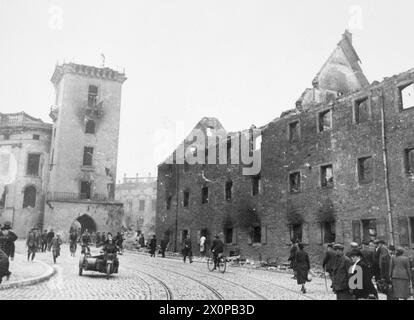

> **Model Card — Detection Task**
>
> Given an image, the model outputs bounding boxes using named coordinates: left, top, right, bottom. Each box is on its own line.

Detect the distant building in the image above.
left=116, top=174, right=157, bottom=237
left=0, top=62, right=127, bottom=239
left=156, top=31, right=414, bottom=262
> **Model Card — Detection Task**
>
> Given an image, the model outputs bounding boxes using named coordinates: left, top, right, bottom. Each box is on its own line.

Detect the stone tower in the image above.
left=44, top=63, right=127, bottom=238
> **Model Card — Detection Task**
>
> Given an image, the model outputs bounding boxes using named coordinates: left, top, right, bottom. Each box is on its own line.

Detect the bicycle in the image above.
left=207, top=253, right=226, bottom=273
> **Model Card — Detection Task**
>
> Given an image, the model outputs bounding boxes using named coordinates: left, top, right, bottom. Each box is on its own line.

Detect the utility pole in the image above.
left=174, top=163, right=179, bottom=252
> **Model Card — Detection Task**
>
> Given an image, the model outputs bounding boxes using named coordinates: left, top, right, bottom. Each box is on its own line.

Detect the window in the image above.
left=321, top=164, right=334, bottom=188
left=318, top=110, right=332, bottom=132
left=23, top=186, right=36, bottom=208
left=184, top=161, right=190, bottom=173
left=26, top=154, right=40, bottom=176
left=183, top=191, right=189, bottom=207
left=289, top=172, right=301, bottom=193
left=0, top=154, right=10, bottom=176
left=225, top=228, right=233, bottom=244
left=225, top=181, right=233, bottom=201
left=289, top=121, right=299, bottom=142
left=139, top=200, right=145, bottom=211
left=290, top=224, right=303, bottom=242
left=181, top=230, right=189, bottom=243
left=166, top=196, right=172, bottom=210
left=410, top=217, right=414, bottom=245
left=399, top=83, right=414, bottom=109
left=362, top=219, right=376, bottom=244
left=201, top=186, right=208, bottom=204
left=83, top=147, right=94, bottom=166
left=80, top=181, right=91, bottom=199
left=33, top=134, right=40, bottom=140
left=358, top=156, right=373, bottom=183
left=404, top=148, right=414, bottom=175
left=85, top=120, right=96, bottom=134
left=88, top=85, right=98, bottom=107
left=253, top=226, right=261, bottom=243
left=227, top=136, right=232, bottom=164
left=252, top=175, right=260, bottom=196
left=322, top=221, right=336, bottom=243
left=355, top=98, right=369, bottom=124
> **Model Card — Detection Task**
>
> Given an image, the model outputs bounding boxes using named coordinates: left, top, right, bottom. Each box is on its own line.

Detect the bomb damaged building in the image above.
left=156, top=31, right=414, bottom=262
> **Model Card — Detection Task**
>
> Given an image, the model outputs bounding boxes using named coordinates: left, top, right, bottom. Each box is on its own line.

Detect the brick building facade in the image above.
left=156, top=31, right=414, bottom=262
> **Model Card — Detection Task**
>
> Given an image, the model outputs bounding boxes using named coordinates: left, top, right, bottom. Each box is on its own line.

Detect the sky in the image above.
left=1, top=0, right=414, bottom=182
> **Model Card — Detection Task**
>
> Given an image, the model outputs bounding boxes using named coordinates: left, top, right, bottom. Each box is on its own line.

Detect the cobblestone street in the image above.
left=0, top=242, right=351, bottom=300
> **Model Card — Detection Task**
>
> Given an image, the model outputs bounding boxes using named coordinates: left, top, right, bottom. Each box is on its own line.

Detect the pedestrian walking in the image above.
left=51, top=234, right=63, bottom=264
left=295, top=243, right=310, bottom=293
left=0, top=248, right=11, bottom=284
left=322, top=243, right=335, bottom=289
left=348, top=249, right=378, bottom=300
left=46, top=229, right=54, bottom=251
left=182, top=234, right=193, bottom=263
left=41, top=230, right=48, bottom=252
left=26, top=228, right=39, bottom=262
left=389, top=247, right=412, bottom=300
left=288, top=239, right=298, bottom=279
left=0, top=222, right=17, bottom=261
left=96, top=232, right=101, bottom=247
left=160, top=237, right=169, bottom=258
left=149, top=235, right=157, bottom=257
left=332, top=243, right=353, bottom=300
left=199, top=234, right=206, bottom=258
left=81, top=229, right=91, bottom=255
left=69, top=231, right=77, bottom=257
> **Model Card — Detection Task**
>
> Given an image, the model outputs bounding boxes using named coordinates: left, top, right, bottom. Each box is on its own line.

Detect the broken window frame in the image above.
left=289, top=223, right=303, bottom=243
left=26, top=153, right=41, bottom=177
left=321, top=164, right=334, bottom=188
left=318, top=109, right=332, bottom=132
left=288, top=120, right=300, bottom=142
left=225, top=181, right=233, bottom=201
left=354, top=97, right=370, bottom=124
left=357, top=156, right=374, bottom=184
left=183, top=190, right=190, bottom=207
left=82, top=147, right=94, bottom=166
left=201, top=186, right=208, bottom=204
left=399, top=82, right=414, bottom=110
left=404, top=147, right=414, bottom=176
left=289, top=171, right=301, bottom=193
left=322, top=221, right=336, bottom=244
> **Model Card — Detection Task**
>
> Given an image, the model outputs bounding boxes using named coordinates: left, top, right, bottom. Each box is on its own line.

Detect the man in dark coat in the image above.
left=295, top=243, right=310, bottom=293
left=322, top=243, right=336, bottom=285
left=332, top=243, right=353, bottom=300
left=81, top=229, right=91, bottom=255
left=374, top=240, right=391, bottom=283
left=348, top=249, right=378, bottom=300
left=288, top=239, right=298, bottom=279
left=0, top=248, right=11, bottom=284
left=182, top=234, right=193, bottom=263
left=26, top=228, right=40, bottom=262
left=0, top=222, right=18, bottom=260
left=41, top=230, right=48, bottom=252
left=149, top=235, right=157, bottom=257
left=160, top=237, right=169, bottom=258
left=46, top=229, right=55, bottom=251
left=211, top=234, right=224, bottom=270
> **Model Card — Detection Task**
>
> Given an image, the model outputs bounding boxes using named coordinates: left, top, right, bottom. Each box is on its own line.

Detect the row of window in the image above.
left=1, top=134, right=41, bottom=141
left=288, top=83, right=414, bottom=143
left=126, top=199, right=156, bottom=212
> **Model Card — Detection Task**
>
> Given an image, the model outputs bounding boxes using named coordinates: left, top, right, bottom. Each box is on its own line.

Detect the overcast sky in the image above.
left=1, top=0, right=413, bottom=181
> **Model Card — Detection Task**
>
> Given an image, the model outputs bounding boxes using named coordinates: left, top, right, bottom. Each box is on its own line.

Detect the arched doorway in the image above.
left=70, top=214, right=96, bottom=236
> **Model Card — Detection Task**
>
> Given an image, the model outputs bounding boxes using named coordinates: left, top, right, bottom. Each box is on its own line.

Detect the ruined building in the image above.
left=0, top=62, right=127, bottom=238
left=156, top=31, right=414, bottom=262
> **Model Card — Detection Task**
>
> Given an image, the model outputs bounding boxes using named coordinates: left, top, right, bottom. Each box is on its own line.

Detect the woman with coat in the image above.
left=51, top=234, right=63, bottom=264
left=149, top=235, right=157, bottom=257
left=0, top=248, right=11, bottom=284
left=389, top=247, right=412, bottom=300
left=295, top=243, right=310, bottom=293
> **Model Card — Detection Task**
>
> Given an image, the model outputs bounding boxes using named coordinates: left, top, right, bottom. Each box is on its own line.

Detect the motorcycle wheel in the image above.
left=106, top=264, right=111, bottom=280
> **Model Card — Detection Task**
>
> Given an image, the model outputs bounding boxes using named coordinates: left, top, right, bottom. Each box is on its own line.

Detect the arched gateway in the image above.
left=70, top=214, right=97, bottom=235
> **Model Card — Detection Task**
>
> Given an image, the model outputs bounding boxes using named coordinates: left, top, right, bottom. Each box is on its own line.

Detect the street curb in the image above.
left=0, top=260, right=56, bottom=291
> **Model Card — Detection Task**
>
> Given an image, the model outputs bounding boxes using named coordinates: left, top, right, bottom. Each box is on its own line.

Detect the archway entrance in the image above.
left=70, top=214, right=96, bottom=236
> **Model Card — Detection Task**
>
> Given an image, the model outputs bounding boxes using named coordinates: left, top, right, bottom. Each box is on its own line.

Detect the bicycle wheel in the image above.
left=218, top=257, right=226, bottom=273
left=207, top=257, right=215, bottom=272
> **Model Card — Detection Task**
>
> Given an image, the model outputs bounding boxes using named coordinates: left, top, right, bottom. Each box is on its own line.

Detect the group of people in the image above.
left=0, top=222, right=18, bottom=283
left=288, top=238, right=414, bottom=300
left=26, top=228, right=62, bottom=264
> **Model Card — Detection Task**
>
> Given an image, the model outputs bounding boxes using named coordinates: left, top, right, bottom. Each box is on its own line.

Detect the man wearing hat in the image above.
left=0, top=222, right=18, bottom=260
left=346, top=242, right=360, bottom=258
left=389, top=247, right=412, bottom=300
left=26, top=228, right=40, bottom=262
left=348, top=248, right=378, bottom=299
left=374, top=239, right=391, bottom=284
left=332, top=243, right=353, bottom=300
left=322, top=243, right=336, bottom=287
left=211, top=234, right=224, bottom=270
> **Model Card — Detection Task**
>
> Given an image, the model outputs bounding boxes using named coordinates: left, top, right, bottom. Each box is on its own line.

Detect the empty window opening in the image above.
left=139, top=200, right=145, bottom=211
left=252, top=175, right=260, bottom=196
left=183, top=191, right=189, bottom=207
left=289, top=121, right=300, bottom=142
left=323, top=221, right=336, bottom=243
left=182, top=229, right=189, bottom=243
left=289, top=172, right=301, bottom=193
left=166, top=196, right=172, bottom=210
left=85, top=120, right=96, bottom=134
left=33, top=134, right=40, bottom=140
left=404, top=148, right=414, bottom=175
left=201, top=186, right=208, bottom=204
left=83, top=147, right=94, bottom=166
left=80, top=181, right=91, bottom=200
left=27, top=154, right=40, bottom=176
left=227, top=136, right=232, bottom=164
left=252, top=226, right=261, bottom=243
left=88, top=85, right=98, bottom=107
left=290, top=224, right=303, bottom=243
left=225, top=181, right=233, bottom=201
left=321, top=164, right=334, bottom=188
left=23, top=186, right=36, bottom=208
left=318, top=110, right=332, bottom=132
left=358, top=156, right=373, bottom=183
left=400, top=83, right=414, bottom=109
left=362, top=219, right=376, bottom=244
left=225, top=228, right=233, bottom=244
left=355, top=98, right=369, bottom=124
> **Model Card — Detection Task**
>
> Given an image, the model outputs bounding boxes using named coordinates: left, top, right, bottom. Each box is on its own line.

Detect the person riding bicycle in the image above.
left=81, top=229, right=91, bottom=255
left=211, top=234, right=224, bottom=270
